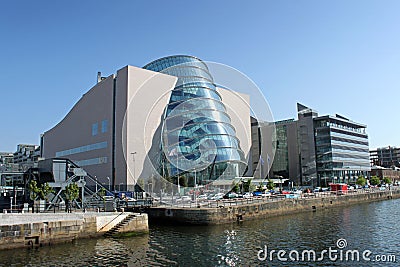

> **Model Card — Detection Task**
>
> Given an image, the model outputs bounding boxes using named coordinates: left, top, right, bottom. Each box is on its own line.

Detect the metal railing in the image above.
left=155, top=186, right=400, bottom=209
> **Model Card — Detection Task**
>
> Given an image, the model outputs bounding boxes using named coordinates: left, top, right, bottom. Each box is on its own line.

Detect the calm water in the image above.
left=0, top=199, right=399, bottom=266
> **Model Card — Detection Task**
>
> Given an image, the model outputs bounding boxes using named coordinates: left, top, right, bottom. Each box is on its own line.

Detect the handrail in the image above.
left=155, top=186, right=400, bottom=208
left=97, top=212, right=125, bottom=233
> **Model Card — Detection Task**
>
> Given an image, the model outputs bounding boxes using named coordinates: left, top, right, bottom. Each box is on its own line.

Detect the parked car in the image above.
left=211, top=193, right=225, bottom=200
left=243, top=192, right=252, bottom=198
left=182, top=196, right=191, bottom=202
left=313, top=187, right=321, bottom=193
left=286, top=193, right=300, bottom=199
left=197, top=194, right=208, bottom=200
left=253, top=191, right=270, bottom=197
left=291, top=190, right=303, bottom=195
left=224, top=192, right=240, bottom=199
left=176, top=196, right=191, bottom=202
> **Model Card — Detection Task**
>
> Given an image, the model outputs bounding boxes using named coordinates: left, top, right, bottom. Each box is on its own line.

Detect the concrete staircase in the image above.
left=103, top=214, right=137, bottom=237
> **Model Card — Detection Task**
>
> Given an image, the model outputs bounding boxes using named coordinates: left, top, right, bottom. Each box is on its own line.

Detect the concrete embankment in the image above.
left=148, top=189, right=400, bottom=225
left=0, top=212, right=148, bottom=250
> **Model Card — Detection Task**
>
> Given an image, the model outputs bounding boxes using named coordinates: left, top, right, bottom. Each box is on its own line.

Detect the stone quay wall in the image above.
left=0, top=212, right=148, bottom=250
left=148, top=189, right=400, bottom=225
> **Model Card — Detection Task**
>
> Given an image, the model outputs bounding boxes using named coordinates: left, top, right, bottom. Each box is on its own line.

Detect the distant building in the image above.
left=0, top=152, right=13, bottom=165
left=370, top=146, right=400, bottom=168
left=0, top=152, right=14, bottom=172
left=370, top=165, right=400, bottom=183
left=250, top=117, right=276, bottom=180
left=270, top=119, right=300, bottom=185
left=13, top=144, right=41, bottom=170
left=267, top=103, right=370, bottom=186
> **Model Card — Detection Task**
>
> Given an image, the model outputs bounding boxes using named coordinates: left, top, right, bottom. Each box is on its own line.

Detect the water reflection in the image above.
left=0, top=199, right=399, bottom=266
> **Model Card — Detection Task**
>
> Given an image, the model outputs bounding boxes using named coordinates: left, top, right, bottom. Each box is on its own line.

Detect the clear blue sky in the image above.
left=1, top=0, right=399, bottom=152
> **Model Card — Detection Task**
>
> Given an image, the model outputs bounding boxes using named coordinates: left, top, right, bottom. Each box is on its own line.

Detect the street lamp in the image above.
left=131, top=152, right=137, bottom=191
left=106, top=176, right=110, bottom=191
left=95, top=175, right=97, bottom=193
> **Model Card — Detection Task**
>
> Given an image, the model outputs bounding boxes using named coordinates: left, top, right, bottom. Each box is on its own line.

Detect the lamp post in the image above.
left=131, top=152, right=137, bottom=189
left=177, top=146, right=180, bottom=197
left=194, top=169, right=197, bottom=206
left=106, top=176, right=110, bottom=191
left=95, top=175, right=97, bottom=193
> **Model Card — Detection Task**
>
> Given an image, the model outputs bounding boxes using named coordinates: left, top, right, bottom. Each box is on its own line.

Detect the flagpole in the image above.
left=267, top=154, right=270, bottom=181
left=177, top=148, right=180, bottom=196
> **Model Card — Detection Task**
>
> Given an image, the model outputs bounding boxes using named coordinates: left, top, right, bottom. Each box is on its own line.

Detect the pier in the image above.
left=147, top=187, right=400, bottom=225
left=0, top=212, right=148, bottom=250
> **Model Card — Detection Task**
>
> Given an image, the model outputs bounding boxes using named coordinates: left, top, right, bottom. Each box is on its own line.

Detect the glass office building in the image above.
left=144, top=55, right=247, bottom=186
left=314, top=115, right=370, bottom=185
left=269, top=104, right=370, bottom=186
left=271, top=122, right=289, bottom=178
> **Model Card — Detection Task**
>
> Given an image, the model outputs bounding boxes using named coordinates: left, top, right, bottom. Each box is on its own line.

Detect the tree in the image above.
left=257, top=182, right=264, bottom=192
left=98, top=187, right=106, bottom=199
left=242, top=179, right=255, bottom=192
left=64, top=182, right=79, bottom=213
left=231, top=182, right=240, bottom=193
left=178, top=176, right=188, bottom=187
left=370, top=176, right=380, bottom=186
left=28, top=180, right=53, bottom=201
left=65, top=183, right=80, bottom=202
left=383, top=177, right=391, bottom=184
left=267, top=179, right=275, bottom=190
left=356, top=176, right=367, bottom=187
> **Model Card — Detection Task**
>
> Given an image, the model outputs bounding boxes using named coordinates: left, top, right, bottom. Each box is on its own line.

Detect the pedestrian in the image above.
left=65, top=199, right=69, bottom=213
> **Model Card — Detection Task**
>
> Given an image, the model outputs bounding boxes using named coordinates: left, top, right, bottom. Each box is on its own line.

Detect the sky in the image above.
left=0, top=0, right=399, bottom=152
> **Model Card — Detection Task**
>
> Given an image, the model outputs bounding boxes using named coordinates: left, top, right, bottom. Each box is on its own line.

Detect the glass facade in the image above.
left=75, top=157, right=108, bottom=167
left=56, top=141, right=107, bottom=157
left=92, top=123, right=98, bottom=136
left=314, top=117, right=370, bottom=184
left=271, top=124, right=289, bottom=178
left=101, top=120, right=108, bottom=133
left=144, top=55, right=247, bottom=186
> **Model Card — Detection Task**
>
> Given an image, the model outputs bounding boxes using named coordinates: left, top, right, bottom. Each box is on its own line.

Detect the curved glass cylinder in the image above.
left=144, top=55, right=247, bottom=183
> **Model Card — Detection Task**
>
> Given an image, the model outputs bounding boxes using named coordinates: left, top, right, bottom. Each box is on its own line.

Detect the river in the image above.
left=0, top=198, right=399, bottom=266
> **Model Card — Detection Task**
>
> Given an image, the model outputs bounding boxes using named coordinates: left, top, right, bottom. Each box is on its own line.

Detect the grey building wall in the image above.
left=42, top=74, right=115, bottom=185
left=250, top=117, right=276, bottom=179
left=269, top=119, right=301, bottom=185
left=286, top=121, right=300, bottom=184
left=120, top=66, right=177, bottom=190
left=297, top=104, right=318, bottom=185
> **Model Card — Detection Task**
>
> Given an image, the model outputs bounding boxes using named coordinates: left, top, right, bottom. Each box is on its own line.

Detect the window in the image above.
left=55, top=141, right=107, bottom=157
left=101, top=120, right=108, bottom=133
left=92, top=123, right=98, bottom=136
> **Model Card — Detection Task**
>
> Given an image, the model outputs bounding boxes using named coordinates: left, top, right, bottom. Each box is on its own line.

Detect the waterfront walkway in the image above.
left=157, top=186, right=400, bottom=209
left=0, top=211, right=124, bottom=226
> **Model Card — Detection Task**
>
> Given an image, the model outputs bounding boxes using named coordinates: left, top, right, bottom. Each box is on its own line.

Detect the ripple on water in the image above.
left=0, top=199, right=399, bottom=266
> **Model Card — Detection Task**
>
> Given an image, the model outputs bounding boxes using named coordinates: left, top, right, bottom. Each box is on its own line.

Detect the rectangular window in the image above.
left=92, top=123, right=98, bottom=136
left=75, top=157, right=108, bottom=167
left=55, top=141, right=107, bottom=157
left=101, top=120, right=108, bottom=133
